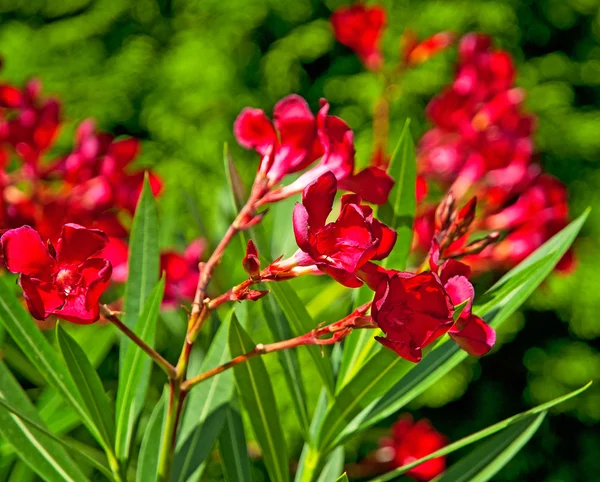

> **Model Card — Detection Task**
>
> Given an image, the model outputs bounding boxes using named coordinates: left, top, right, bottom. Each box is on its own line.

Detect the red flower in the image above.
left=235, top=95, right=393, bottom=204
left=1, top=224, right=112, bottom=323
left=160, top=239, right=205, bottom=309
left=331, top=4, right=386, bottom=70
left=371, top=270, right=454, bottom=362
left=379, top=414, right=447, bottom=481
left=292, top=172, right=396, bottom=287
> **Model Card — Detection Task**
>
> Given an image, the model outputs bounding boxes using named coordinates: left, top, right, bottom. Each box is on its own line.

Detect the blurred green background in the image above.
left=1, top=0, right=599, bottom=480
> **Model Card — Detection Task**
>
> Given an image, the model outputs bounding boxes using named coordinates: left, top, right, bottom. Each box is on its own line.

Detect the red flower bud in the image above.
left=242, top=240, right=261, bottom=279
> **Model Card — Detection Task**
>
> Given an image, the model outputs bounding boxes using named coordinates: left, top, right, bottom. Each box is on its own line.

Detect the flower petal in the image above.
left=234, top=107, right=277, bottom=156
left=371, top=219, right=398, bottom=260
left=292, top=203, right=312, bottom=253
left=443, top=274, right=474, bottom=318
left=338, top=166, right=394, bottom=204
left=20, top=276, right=63, bottom=320
left=1, top=226, right=55, bottom=278
left=449, top=314, right=496, bottom=356
left=56, top=224, right=109, bottom=265
left=302, top=171, right=337, bottom=229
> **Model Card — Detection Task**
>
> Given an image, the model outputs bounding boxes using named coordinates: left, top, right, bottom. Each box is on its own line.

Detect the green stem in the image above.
left=107, top=453, right=125, bottom=482
left=157, top=380, right=182, bottom=482
left=298, top=446, right=322, bottom=482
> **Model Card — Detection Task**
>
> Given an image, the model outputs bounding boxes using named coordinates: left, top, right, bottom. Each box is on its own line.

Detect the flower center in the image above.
left=55, top=268, right=81, bottom=296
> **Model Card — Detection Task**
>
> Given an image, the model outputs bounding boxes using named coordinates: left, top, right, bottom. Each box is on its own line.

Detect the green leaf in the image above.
left=0, top=277, right=106, bottom=448
left=334, top=209, right=590, bottom=445
left=0, top=362, right=90, bottom=482
left=261, top=294, right=310, bottom=437
left=316, top=447, right=344, bottom=482
left=137, top=390, right=167, bottom=482
left=56, top=324, right=115, bottom=451
left=122, top=172, right=160, bottom=340
left=317, top=348, right=412, bottom=451
left=175, top=311, right=235, bottom=482
left=379, top=118, right=416, bottom=270
left=335, top=474, right=349, bottom=482
left=371, top=383, right=591, bottom=482
left=115, top=277, right=165, bottom=461
left=269, top=281, right=335, bottom=395
left=224, top=143, right=247, bottom=212
left=219, top=398, right=252, bottom=482
left=435, top=412, right=546, bottom=482
left=229, top=316, right=289, bottom=482
left=336, top=285, right=381, bottom=391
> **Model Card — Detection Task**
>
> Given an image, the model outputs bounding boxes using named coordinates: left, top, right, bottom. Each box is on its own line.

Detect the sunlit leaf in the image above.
left=229, top=315, right=289, bottom=482
left=115, top=277, right=165, bottom=461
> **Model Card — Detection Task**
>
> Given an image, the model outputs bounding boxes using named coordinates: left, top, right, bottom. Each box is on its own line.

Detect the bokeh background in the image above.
left=1, top=0, right=599, bottom=480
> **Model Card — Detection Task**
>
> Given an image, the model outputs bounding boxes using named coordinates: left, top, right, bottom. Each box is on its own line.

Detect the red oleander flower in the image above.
left=234, top=95, right=393, bottom=204
left=1, top=224, right=112, bottom=323
left=331, top=4, right=386, bottom=70
left=292, top=172, right=396, bottom=287
left=370, top=269, right=454, bottom=362
left=160, top=239, right=205, bottom=309
left=379, top=414, right=447, bottom=481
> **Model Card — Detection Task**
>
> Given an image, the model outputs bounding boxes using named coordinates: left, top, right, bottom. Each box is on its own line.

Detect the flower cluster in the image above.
left=415, top=34, right=572, bottom=272
left=0, top=68, right=204, bottom=318
left=281, top=172, right=495, bottom=362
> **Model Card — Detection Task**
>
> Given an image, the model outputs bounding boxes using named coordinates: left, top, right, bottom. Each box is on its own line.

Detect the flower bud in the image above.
left=242, top=240, right=261, bottom=279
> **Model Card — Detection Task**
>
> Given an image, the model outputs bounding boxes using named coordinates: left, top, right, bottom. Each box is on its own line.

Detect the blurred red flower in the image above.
left=160, top=239, right=205, bottom=309
left=331, top=4, right=386, bottom=70
left=379, top=414, right=447, bottom=481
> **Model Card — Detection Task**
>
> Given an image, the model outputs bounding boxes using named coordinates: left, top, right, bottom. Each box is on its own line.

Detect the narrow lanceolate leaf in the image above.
left=137, top=390, right=167, bottom=482
left=317, top=348, right=412, bottom=451
left=174, top=311, right=235, bottom=482
left=219, top=398, right=252, bottom=482
left=229, top=316, right=289, bottom=482
left=0, top=277, right=105, bottom=448
left=379, top=118, right=416, bottom=270
left=0, top=362, right=88, bottom=482
left=435, top=412, right=546, bottom=482
left=262, top=295, right=310, bottom=437
left=335, top=474, right=349, bottom=482
left=115, top=277, right=165, bottom=461
left=269, top=281, right=335, bottom=395
left=317, top=447, right=344, bottom=482
left=371, top=383, right=591, bottom=482
left=122, top=173, right=160, bottom=337
left=0, top=394, right=112, bottom=478
left=336, top=285, right=381, bottom=391
left=333, top=210, right=590, bottom=446
left=224, top=143, right=247, bottom=212
left=56, top=324, right=115, bottom=451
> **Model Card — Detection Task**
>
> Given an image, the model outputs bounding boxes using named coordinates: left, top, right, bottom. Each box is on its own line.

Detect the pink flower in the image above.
left=379, top=414, right=447, bottom=481
left=403, top=31, right=456, bottom=66
left=292, top=172, right=396, bottom=287
left=331, top=4, right=386, bottom=70
left=1, top=224, right=112, bottom=323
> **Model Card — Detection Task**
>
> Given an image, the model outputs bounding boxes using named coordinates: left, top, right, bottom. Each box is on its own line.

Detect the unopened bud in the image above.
left=242, top=240, right=261, bottom=279
left=435, top=191, right=455, bottom=232
left=461, top=231, right=501, bottom=256
left=454, top=196, right=477, bottom=232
